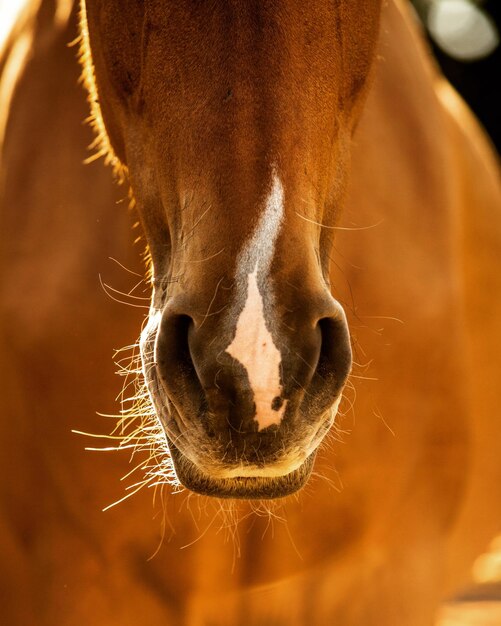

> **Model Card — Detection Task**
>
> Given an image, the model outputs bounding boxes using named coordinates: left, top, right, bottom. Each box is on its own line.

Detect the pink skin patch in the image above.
left=225, top=172, right=287, bottom=431
left=226, top=269, right=287, bottom=430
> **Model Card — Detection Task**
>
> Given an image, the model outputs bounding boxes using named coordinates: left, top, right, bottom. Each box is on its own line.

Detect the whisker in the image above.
left=98, top=275, right=150, bottom=309
left=108, top=256, right=143, bottom=277
left=295, top=212, right=384, bottom=231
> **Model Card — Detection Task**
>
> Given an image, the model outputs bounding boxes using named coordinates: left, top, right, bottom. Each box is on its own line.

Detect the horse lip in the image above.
left=166, top=437, right=317, bottom=499
left=146, top=357, right=335, bottom=498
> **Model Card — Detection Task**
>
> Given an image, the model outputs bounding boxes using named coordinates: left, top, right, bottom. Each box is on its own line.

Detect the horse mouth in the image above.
left=167, top=437, right=316, bottom=499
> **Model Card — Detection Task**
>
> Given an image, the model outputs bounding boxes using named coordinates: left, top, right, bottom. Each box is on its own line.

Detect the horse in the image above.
left=1, top=0, right=501, bottom=624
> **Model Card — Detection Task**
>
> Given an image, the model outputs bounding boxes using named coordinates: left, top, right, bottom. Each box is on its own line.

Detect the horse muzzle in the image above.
left=144, top=288, right=351, bottom=498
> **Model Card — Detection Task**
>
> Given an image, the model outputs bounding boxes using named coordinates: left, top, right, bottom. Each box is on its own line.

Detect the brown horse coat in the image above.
left=1, top=1, right=501, bottom=624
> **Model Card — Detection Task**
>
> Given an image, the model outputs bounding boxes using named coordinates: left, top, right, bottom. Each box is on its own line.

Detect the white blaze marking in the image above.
left=226, top=269, right=286, bottom=430
left=225, top=173, right=287, bottom=431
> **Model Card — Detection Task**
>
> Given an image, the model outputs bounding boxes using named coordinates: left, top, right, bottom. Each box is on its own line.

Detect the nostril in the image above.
left=303, top=316, right=352, bottom=416
left=155, top=312, right=207, bottom=418
left=318, top=316, right=352, bottom=383
left=156, top=307, right=252, bottom=435
left=160, top=313, right=192, bottom=373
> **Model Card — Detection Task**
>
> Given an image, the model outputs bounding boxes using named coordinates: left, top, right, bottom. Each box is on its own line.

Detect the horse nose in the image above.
left=155, top=294, right=352, bottom=447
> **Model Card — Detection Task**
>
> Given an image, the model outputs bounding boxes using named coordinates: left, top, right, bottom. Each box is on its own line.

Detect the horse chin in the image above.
left=166, top=437, right=317, bottom=500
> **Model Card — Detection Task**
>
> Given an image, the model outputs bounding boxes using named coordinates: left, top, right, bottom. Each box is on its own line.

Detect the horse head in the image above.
left=80, top=0, right=382, bottom=498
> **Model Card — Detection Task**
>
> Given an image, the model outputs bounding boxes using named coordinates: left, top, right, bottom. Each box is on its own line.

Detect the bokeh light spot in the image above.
left=427, top=0, right=499, bottom=61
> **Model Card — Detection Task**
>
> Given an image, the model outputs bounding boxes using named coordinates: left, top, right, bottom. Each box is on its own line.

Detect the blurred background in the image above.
left=410, top=0, right=500, bottom=152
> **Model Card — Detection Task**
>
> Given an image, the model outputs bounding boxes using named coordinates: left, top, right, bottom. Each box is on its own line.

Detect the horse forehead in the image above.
left=85, top=0, right=383, bottom=174
left=91, top=0, right=381, bottom=89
